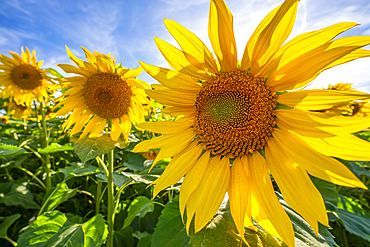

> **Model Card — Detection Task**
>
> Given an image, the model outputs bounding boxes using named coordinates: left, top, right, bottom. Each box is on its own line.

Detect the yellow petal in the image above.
left=111, top=118, right=122, bottom=141
left=136, top=117, right=193, bottom=134
left=149, top=128, right=196, bottom=171
left=208, top=0, right=237, bottom=71
left=69, top=111, right=93, bottom=136
left=152, top=140, right=203, bottom=197
left=57, top=64, right=92, bottom=77
left=164, top=19, right=218, bottom=74
left=245, top=0, right=298, bottom=74
left=145, top=87, right=197, bottom=107
left=81, top=46, right=96, bottom=64
left=194, top=156, right=230, bottom=232
left=126, top=78, right=149, bottom=89
left=161, top=106, right=196, bottom=117
left=277, top=89, right=370, bottom=110
left=154, top=37, right=209, bottom=80
left=80, top=116, right=100, bottom=139
left=260, top=22, right=358, bottom=78
left=121, top=66, right=143, bottom=78
left=249, top=151, right=295, bottom=247
left=179, top=151, right=210, bottom=217
left=276, top=109, right=370, bottom=137
left=296, top=133, right=370, bottom=161
left=266, top=138, right=328, bottom=234
left=228, top=157, right=250, bottom=244
left=139, top=61, right=202, bottom=92
left=268, top=36, right=370, bottom=91
left=272, top=128, right=367, bottom=189
left=66, top=45, right=85, bottom=67
left=89, top=118, right=107, bottom=137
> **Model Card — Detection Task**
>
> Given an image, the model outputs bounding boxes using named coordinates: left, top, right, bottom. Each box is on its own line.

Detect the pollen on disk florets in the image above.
left=194, top=69, right=277, bottom=158
left=83, top=72, right=132, bottom=119
left=10, top=64, right=43, bottom=90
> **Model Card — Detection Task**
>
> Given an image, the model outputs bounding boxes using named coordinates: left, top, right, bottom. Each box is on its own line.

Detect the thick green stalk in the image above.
left=107, top=147, right=115, bottom=247
left=40, top=102, right=51, bottom=191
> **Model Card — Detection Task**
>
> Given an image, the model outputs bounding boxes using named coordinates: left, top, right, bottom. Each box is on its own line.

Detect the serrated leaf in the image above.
left=74, top=134, right=116, bottom=163
left=17, top=211, right=108, bottom=247
left=124, top=196, right=156, bottom=228
left=0, top=143, right=28, bottom=157
left=113, top=226, right=134, bottom=247
left=152, top=196, right=189, bottom=247
left=59, top=163, right=100, bottom=179
left=0, top=182, right=39, bottom=209
left=0, top=214, right=21, bottom=242
left=38, top=143, right=73, bottom=154
left=96, top=171, right=131, bottom=188
left=39, top=183, right=78, bottom=215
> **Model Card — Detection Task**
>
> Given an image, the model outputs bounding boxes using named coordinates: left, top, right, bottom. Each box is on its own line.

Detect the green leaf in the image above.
left=74, top=134, right=116, bottom=163
left=342, top=161, right=370, bottom=177
left=113, top=226, right=135, bottom=247
left=17, top=211, right=108, bottom=247
left=0, top=214, right=21, bottom=244
left=38, top=143, right=73, bottom=154
left=0, top=143, right=28, bottom=157
left=59, top=162, right=100, bottom=179
left=45, top=68, right=64, bottom=78
left=124, top=196, right=156, bottom=228
left=122, top=168, right=164, bottom=185
left=124, top=153, right=146, bottom=171
left=0, top=182, right=39, bottom=209
left=277, top=193, right=336, bottom=247
left=96, top=171, right=131, bottom=188
left=152, top=196, right=189, bottom=247
left=335, top=208, right=370, bottom=243
left=39, top=183, right=78, bottom=215
left=137, top=235, right=152, bottom=247
left=337, top=195, right=369, bottom=216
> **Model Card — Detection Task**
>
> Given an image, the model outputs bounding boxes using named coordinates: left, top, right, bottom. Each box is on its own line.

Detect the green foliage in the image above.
left=0, top=214, right=21, bottom=245
left=74, top=135, right=117, bottom=163
left=39, top=183, right=78, bottom=215
left=38, top=143, right=73, bottom=154
left=0, top=182, right=39, bottom=209
left=124, top=196, right=156, bottom=228
left=59, top=162, right=100, bottom=179
left=17, top=211, right=108, bottom=247
left=0, top=143, right=28, bottom=157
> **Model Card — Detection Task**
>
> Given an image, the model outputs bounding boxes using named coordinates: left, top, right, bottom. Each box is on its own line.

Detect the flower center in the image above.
left=83, top=72, right=132, bottom=119
left=10, top=64, right=43, bottom=90
left=194, top=69, right=276, bottom=158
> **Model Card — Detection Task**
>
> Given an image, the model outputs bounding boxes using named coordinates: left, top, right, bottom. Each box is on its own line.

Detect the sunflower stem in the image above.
left=95, top=156, right=104, bottom=215
left=40, top=102, right=51, bottom=191
left=107, top=145, right=115, bottom=247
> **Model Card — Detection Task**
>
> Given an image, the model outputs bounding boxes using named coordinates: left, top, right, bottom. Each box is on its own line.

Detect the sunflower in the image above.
left=5, top=101, right=32, bottom=120
left=0, top=47, right=53, bottom=106
left=56, top=46, right=150, bottom=141
left=132, top=0, right=370, bottom=245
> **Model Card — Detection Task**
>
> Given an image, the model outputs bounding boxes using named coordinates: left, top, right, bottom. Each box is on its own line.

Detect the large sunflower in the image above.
left=56, top=47, right=150, bottom=141
left=132, top=0, right=370, bottom=245
left=0, top=47, right=53, bottom=106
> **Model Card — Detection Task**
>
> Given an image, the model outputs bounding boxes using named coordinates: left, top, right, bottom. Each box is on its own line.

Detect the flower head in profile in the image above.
left=56, top=47, right=150, bottom=141
left=0, top=47, right=53, bottom=106
left=5, top=101, right=33, bottom=120
left=132, top=0, right=370, bottom=245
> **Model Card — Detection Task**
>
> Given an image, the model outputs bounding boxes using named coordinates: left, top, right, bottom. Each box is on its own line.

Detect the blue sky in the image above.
left=1, top=0, right=370, bottom=92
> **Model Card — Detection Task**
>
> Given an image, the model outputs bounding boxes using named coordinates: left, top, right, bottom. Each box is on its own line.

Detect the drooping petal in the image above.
left=296, top=133, right=370, bottom=161
left=154, top=37, right=209, bottom=80
left=121, top=66, right=143, bottom=78
left=277, top=89, right=370, bottom=110
left=228, top=157, right=250, bottom=243
left=179, top=151, right=210, bottom=217
left=273, top=128, right=367, bottom=189
left=276, top=109, right=370, bottom=137
left=208, top=0, right=237, bottom=71
left=194, top=156, right=230, bottom=232
left=242, top=0, right=298, bottom=74
left=266, top=138, right=328, bottom=235
left=139, top=61, right=201, bottom=91
left=260, top=22, right=358, bottom=78
left=249, top=151, right=295, bottom=247
left=66, top=45, right=85, bottom=67
left=152, top=140, right=203, bottom=197
left=57, top=64, right=92, bottom=77
left=164, top=19, right=218, bottom=74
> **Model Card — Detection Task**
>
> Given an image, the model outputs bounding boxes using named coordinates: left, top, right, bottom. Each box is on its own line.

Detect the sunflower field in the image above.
left=1, top=0, right=370, bottom=246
